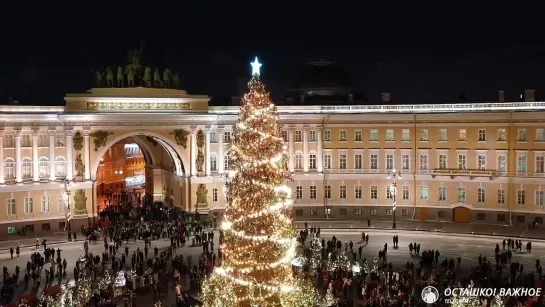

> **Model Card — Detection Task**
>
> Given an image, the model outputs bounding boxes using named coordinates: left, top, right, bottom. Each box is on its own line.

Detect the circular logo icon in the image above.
left=421, top=286, right=440, bottom=304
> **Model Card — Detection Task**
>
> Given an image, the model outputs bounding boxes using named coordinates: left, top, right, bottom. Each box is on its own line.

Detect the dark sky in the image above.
left=0, top=2, right=543, bottom=105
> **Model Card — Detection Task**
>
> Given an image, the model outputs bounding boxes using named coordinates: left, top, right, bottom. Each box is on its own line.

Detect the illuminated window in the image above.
left=478, top=129, right=487, bottom=142
left=370, top=130, right=379, bottom=141
left=339, top=130, right=347, bottom=141
left=420, top=129, right=428, bottom=141
left=458, top=129, right=467, bottom=141
left=386, top=129, right=394, bottom=141
left=497, top=129, right=506, bottom=141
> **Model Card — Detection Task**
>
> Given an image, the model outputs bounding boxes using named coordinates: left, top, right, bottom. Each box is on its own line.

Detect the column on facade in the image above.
left=303, top=126, right=309, bottom=172
left=48, top=130, right=56, bottom=181
left=205, top=128, right=211, bottom=176
left=288, top=129, right=295, bottom=172
left=190, top=127, right=197, bottom=176
left=0, top=130, right=4, bottom=184
left=317, top=127, right=323, bottom=172
left=218, top=128, right=225, bottom=173
left=15, top=129, right=22, bottom=183
left=83, top=129, right=91, bottom=180
left=65, top=130, right=74, bottom=181
left=32, top=129, right=39, bottom=182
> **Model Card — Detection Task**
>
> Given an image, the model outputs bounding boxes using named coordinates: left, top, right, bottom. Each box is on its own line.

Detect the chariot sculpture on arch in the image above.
left=92, top=42, right=184, bottom=89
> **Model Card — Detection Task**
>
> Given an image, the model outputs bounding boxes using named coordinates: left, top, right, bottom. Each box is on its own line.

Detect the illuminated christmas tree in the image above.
left=202, top=57, right=298, bottom=307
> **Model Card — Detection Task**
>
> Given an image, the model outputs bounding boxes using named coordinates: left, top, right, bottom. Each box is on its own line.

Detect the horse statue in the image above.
left=117, top=66, right=124, bottom=87
left=126, top=66, right=136, bottom=87
left=91, top=70, right=104, bottom=87
left=153, top=68, right=162, bottom=87
left=143, top=67, right=152, bottom=87
left=163, top=69, right=172, bottom=88
left=105, top=67, right=114, bottom=87
left=173, top=73, right=182, bottom=89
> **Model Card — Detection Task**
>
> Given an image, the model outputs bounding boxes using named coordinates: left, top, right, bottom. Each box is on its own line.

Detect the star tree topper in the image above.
left=251, top=57, right=262, bottom=76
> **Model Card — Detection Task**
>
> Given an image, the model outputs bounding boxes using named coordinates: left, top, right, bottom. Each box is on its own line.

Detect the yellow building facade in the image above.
left=1, top=85, right=545, bottom=237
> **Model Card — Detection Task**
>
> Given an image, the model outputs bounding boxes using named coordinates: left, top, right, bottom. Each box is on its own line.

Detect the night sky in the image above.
left=0, top=3, right=543, bottom=106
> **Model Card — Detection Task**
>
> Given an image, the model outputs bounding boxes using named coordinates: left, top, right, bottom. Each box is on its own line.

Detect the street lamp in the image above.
left=60, top=178, right=72, bottom=238
left=387, top=168, right=401, bottom=229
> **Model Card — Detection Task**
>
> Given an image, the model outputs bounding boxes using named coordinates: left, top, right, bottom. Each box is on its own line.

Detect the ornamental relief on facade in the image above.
left=73, top=132, right=83, bottom=151
left=170, top=129, right=189, bottom=149
left=90, top=130, right=113, bottom=151
left=196, top=130, right=205, bottom=174
left=73, top=189, right=88, bottom=213
left=196, top=183, right=208, bottom=209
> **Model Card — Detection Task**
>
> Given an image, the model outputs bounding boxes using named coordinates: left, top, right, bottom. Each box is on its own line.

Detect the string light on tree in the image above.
left=202, top=58, right=315, bottom=306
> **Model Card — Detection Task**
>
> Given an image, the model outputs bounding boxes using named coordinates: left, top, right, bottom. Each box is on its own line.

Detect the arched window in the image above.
left=210, top=154, right=217, bottom=172
left=55, top=157, right=66, bottom=177
left=39, top=157, right=49, bottom=178
left=4, top=158, right=15, bottom=180
left=22, top=157, right=32, bottom=179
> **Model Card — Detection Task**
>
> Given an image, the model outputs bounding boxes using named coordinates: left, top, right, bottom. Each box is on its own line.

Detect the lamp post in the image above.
left=387, top=168, right=401, bottom=229
left=61, top=178, right=72, bottom=239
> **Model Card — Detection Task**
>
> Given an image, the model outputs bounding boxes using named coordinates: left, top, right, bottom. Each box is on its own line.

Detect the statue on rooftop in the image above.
left=117, top=66, right=124, bottom=87
left=105, top=67, right=114, bottom=87
left=126, top=66, right=136, bottom=87
left=92, top=70, right=104, bottom=87
left=173, top=73, right=182, bottom=89
left=163, top=68, right=172, bottom=88
left=144, top=67, right=152, bottom=87
left=127, top=41, right=145, bottom=70
left=153, top=68, right=162, bottom=87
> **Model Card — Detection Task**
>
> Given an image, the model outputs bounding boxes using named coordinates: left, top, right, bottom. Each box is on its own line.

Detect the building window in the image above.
left=536, top=155, right=544, bottom=173
left=55, top=157, right=66, bottom=177
left=24, top=197, right=33, bottom=214
left=295, top=154, right=303, bottom=170
left=224, top=155, right=229, bottom=171
left=370, top=154, right=378, bottom=170
left=310, top=186, right=317, bottom=199
left=325, top=186, right=331, bottom=199
left=370, top=185, right=378, bottom=199
left=477, top=213, right=486, bottom=221
left=477, top=154, right=487, bottom=170
left=420, top=185, right=428, bottom=200
left=438, top=154, right=447, bottom=169
left=339, top=130, right=347, bottom=141
left=57, top=195, right=65, bottom=213
left=478, top=129, right=487, bottom=142
left=295, top=130, right=302, bottom=142
left=354, top=154, right=362, bottom=169
left=370, top=129, right=379, bottom=141
left=537, top=128, right=545, bottom=142
left=7, top=198, right=16, bottom=215
left=536, top=190, right=545, bottom=207
left=213, top=188, right=218, bottom=202
left=39, top=157, right=49, bottom=178
left=4, top=158, right=15, bottom=179
left=438, top=211, right=446, bottom=218
left=458, top=129, right=467, bottom=141
left=402, top=129, right=410, bottom=142
left=296, top=186, right=302, bottom=199
left=402, top=209, right=409, bottom=216
left=354, top=130, right=362, bottom=141
left=497, top=129, right=506, bottom=141
left=370, top=209, right=378, bottom=216
left=386, top=129, right=394, bottom=141
left=458, top=153, right=467, bottom=170
left=386, top=209, right=393, bottom=216
left=323, top=154, right=331, bottom=170
left=439, top=186, right=447, bottom=201
left=458, top=187, right=467, bottom=203
left=223, top=131, right=231, bottom=143
left=339, top=185, right=347, bottom=199
left=323, top=130, right=331, bottom=141
left=281, top=131, right=288, bottom=142
left=402, top=185, right=410, bottom=200
left=210, top=131, right=217, bottom=143
left=498, top=189, right=505, bottom=204
left=439, top=129, right=448, bottom=141
left=4, top=135, right=14, bottom=148
left=308, top=154, right=317, bottom=170
left=517, top=189, right=525, bottom=205
left=478, top=188, right=486, bottom=203
left=355, top=186, right=362, bottom=199
left=517, top=154, right=527, bottom=172
left=41, top=196, right=50, bottom=212
left=339, top=153, right=347, bottom=169
left=497, top=155, right=507, bottom=172
left=56, top=134, right=65, bottom=147
left=419, top=153, right=428, bottom=170
left=22, top=158, right=32, bottom=179
left=386, top=154, right=394, bottom=170
left=310, top=209, right=316, bottom=216
left=355, top=208, right=363, bottom=215
left=38, top=134, right=48, bottom=147
left=420, top=129, right=428, bottom=141
left=309, top=130, right=317, bottom=142
left=325, top=208, right=331, bottom=216
left=386, top=185, right=393, bottom=199
left=518, top=129, right=527, bottom=142
left=210, top=155, right=217, bottom=172
left=21, top=135, right=32, bottom=147
left=402, top=154, right=410, bottom=170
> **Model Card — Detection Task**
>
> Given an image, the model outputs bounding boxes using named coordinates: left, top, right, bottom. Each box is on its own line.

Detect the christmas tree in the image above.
left=202, top=57, right=298, bottom=307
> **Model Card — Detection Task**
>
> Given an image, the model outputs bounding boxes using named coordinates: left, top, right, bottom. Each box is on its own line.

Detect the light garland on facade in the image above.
left=202, top=60, right=308, bottom=306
